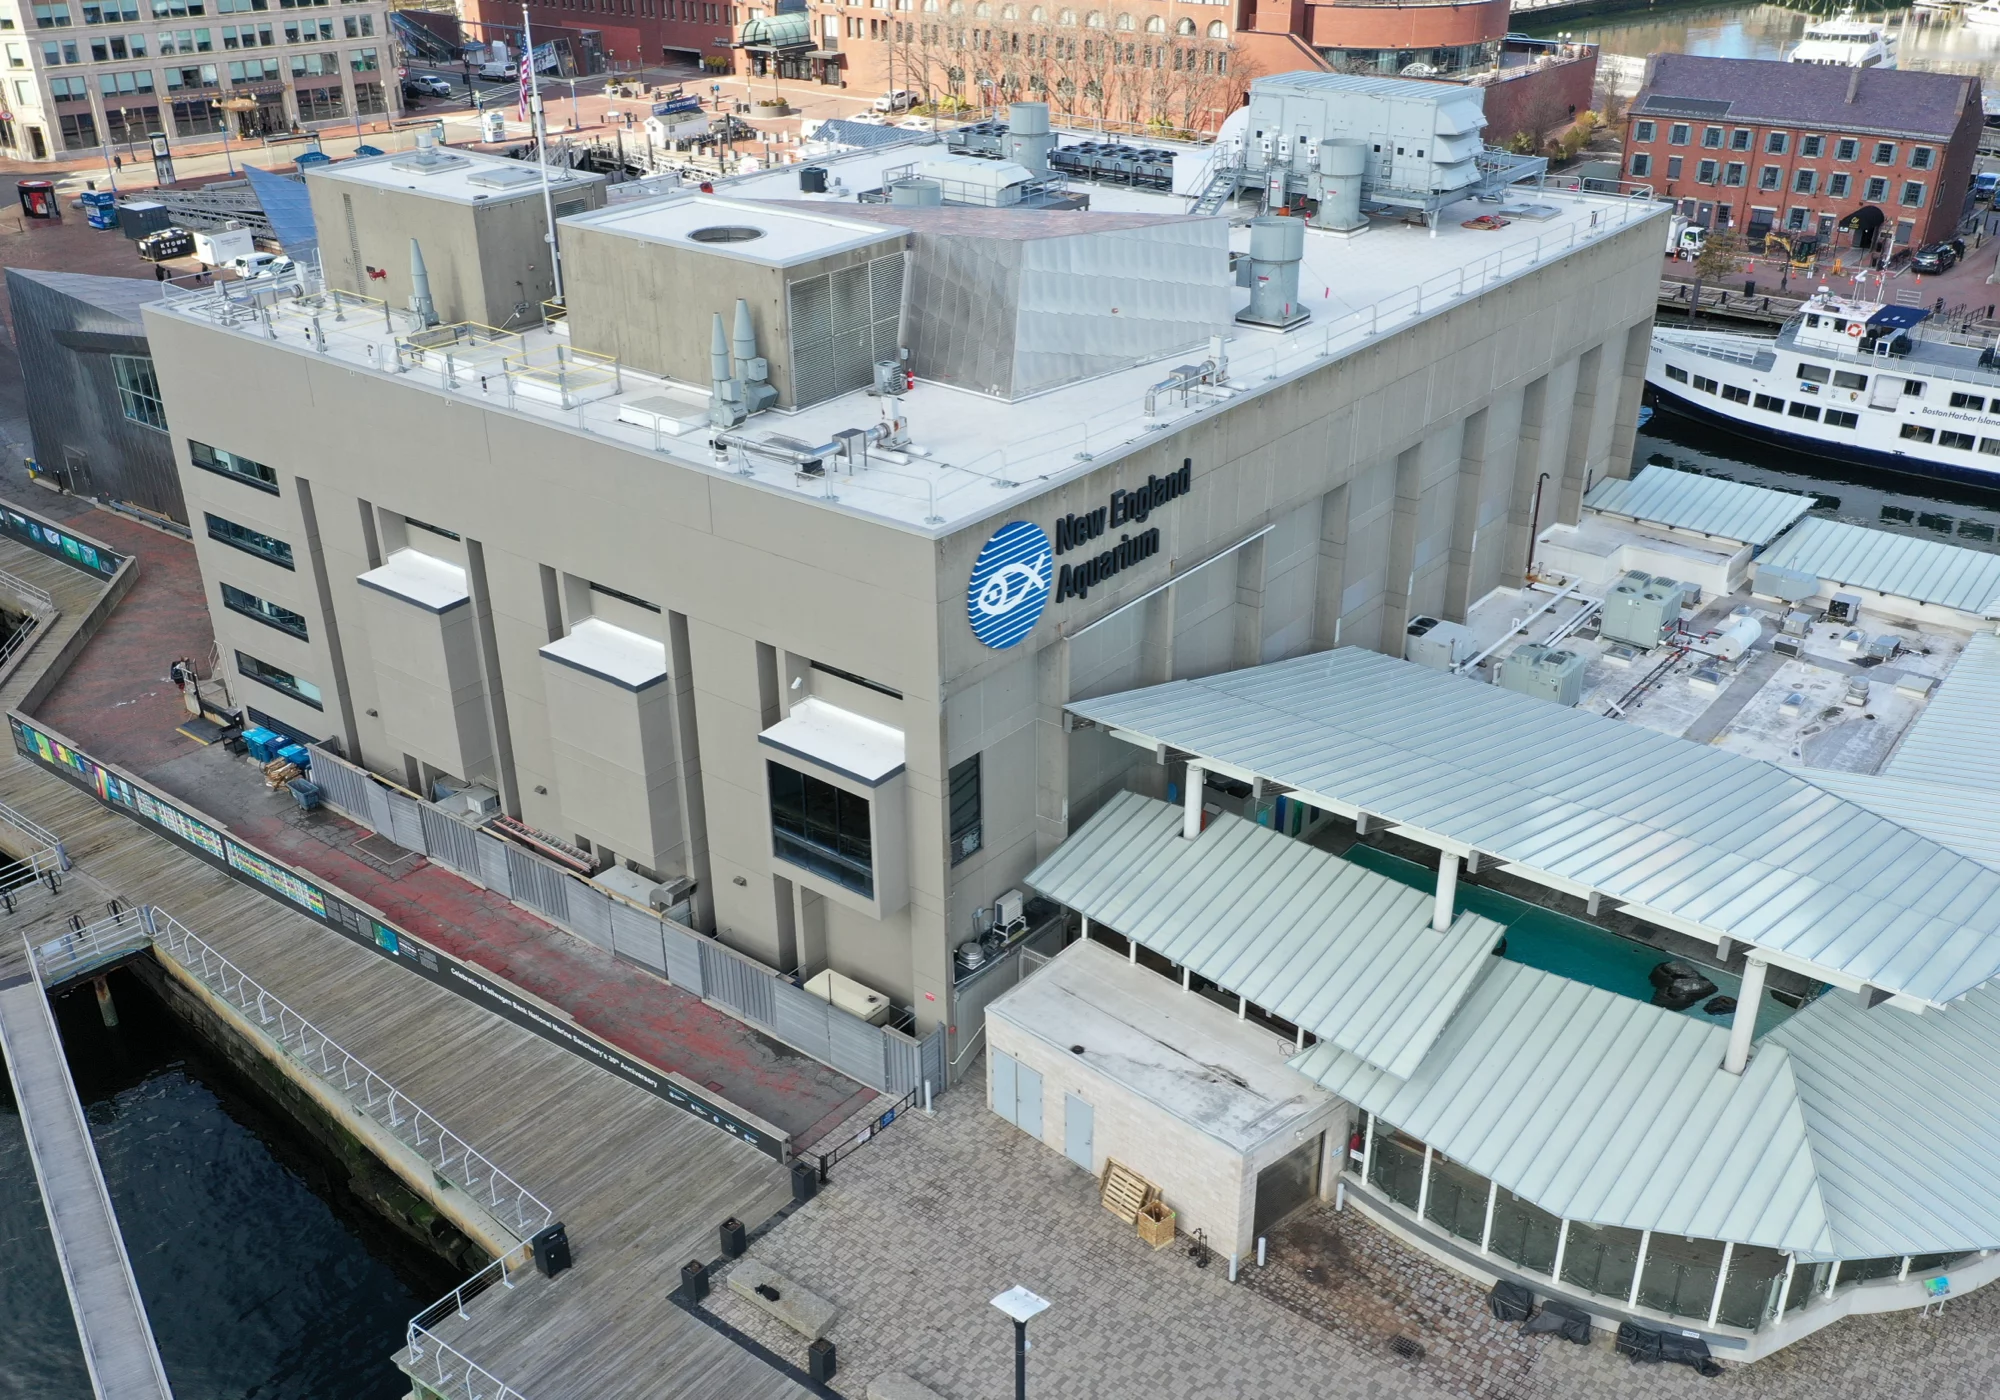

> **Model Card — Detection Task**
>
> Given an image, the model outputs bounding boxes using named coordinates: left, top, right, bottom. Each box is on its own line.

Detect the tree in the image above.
left=1687, top=226, right=1744, bottom=324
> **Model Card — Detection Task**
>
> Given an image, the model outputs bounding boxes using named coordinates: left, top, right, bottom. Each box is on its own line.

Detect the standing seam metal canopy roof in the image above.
left=1754, top=516, right=2000, bottom=615
left=1881, top=629, right=2000, bottom=792
left=1024, top=791, right=1506, bottom=1079
left=1582, top=465, right=1814, bottom=549
left=1065, top=649, right=2000, bottom=1007
left=1291, top=960, right=1834, bottom=1257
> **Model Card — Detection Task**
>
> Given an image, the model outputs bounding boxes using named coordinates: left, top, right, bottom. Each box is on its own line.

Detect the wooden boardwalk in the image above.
left=0, top=907, right=174, bottom=1400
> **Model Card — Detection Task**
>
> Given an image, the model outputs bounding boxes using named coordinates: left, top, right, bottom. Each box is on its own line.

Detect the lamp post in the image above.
left=990, top=1286, right=1049, bottom=1400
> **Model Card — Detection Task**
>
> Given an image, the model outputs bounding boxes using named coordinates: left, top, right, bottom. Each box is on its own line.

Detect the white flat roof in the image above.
left=540, top=618, right=668, bottom=690
left=991, top=939, right=1334, bottom=1156
left=758, top=696, right=905, bottom=786
left=562, top=195, right=903, bottom=267
left=307, top=147, right=603, bottom=207
left=356, top=548, right=469, bottom=612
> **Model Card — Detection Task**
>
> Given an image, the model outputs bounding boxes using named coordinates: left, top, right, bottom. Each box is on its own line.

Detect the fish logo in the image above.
left=967, top=522, right=1053, bottom=649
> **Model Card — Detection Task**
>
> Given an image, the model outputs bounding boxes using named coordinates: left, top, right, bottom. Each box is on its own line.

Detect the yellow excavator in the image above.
left=1761, top=231, right=1822, bottom=272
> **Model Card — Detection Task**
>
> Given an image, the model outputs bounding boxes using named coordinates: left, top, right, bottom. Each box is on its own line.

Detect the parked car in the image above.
left=1912, top=242, right=1959, bottom=273
left=1976, top=170, right=2000, bottom=201
left=873, top=89, right=917, bottom=112
left=412, top=73, right=453, bottom=96
left=231, top=252, right=297, bottom=282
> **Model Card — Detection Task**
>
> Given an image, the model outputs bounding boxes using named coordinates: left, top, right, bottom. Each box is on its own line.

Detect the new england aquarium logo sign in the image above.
left=967, top=521, right=1052, bottom=650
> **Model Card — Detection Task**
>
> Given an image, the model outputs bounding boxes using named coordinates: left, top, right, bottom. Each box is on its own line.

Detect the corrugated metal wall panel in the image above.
left=418, top=804, right=480, bottom=877
left=700, top=941, right=775, bottom=1027
left=308, top=747, right=375, bottom=826
left=609, top=901, right=666, bottom=972
left=384, top=791, right=426, bottom=853
left=364, top=781, right=395, bottom=837
left=772, top=979, right=836, bottom=1068
left=661, top=921, right=704, bottom=994
left=476, top=830, right=512, bottom=896
left=505, top=843, right=571, bottom=923
left=831, top=1008, right=890, bottom=1092
left=566, top=881, right=615, bottom=951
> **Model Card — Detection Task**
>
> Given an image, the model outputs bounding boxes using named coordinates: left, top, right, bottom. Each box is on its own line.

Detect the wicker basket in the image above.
left=1136, top=1200, right=1176, bottom=1249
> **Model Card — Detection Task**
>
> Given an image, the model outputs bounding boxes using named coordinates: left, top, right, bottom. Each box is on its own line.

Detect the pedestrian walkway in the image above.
left=0, top=900, right=173, bottom=1400
left=12, top=504, right=874, bottom=1144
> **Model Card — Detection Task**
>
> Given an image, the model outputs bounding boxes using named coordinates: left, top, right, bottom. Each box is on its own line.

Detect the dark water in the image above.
left=1639, top=405, right=2000, bottom=550
left=0, top=967, right=460, bottom=1400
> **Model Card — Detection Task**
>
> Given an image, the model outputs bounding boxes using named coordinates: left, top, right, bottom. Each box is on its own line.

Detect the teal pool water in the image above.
left=1340, top=844, right=1798, bottom=1038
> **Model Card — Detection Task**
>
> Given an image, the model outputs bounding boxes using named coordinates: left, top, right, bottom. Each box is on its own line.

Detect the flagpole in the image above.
left=522, top=3, right=565, bottom=304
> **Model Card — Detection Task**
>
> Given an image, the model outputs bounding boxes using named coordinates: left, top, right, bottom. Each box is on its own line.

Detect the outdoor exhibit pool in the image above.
left=1340, top=843, right=1802, bottom=1038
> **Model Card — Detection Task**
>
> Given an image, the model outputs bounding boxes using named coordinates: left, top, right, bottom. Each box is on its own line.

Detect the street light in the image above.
left=990, top=1286, right=1049, bottom=1400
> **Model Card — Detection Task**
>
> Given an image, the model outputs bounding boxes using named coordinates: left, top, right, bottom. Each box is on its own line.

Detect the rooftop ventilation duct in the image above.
left=390, top=128, right=471, bottom=175
left=1235, top=216, right=1310, bottom=331
left=409, top=237, right=438, bottom=326
left=1309, top=140, right=1367, bottom=234
left=709, top=298, right=778, bottom=428
left=1003, top=101, right=1053, bottom=178
left=890, top=178, right=944, bottom=207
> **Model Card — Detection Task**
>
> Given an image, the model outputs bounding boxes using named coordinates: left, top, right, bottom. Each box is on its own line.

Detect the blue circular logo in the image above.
left=967, top=521, right=1052, bottom=650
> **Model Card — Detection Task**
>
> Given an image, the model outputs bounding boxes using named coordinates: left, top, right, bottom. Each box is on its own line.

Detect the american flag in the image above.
left=517, top=48, right=532, bottom=122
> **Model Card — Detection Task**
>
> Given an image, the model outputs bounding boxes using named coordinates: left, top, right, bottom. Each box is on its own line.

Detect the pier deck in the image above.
left=0, top=915, right=174, bottom=1400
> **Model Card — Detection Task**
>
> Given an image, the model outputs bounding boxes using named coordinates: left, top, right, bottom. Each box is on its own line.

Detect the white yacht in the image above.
left=1965, top=0, right=2000, bottom=26
left=1787, top=10, right=1898, bottom=66
left=1647, top=290, right=2000, bottom=485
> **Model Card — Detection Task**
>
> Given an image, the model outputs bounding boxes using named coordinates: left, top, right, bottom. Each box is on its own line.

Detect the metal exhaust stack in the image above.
left=731, top=298, right=778, bottom=416
left=1004, top=101, right=1053, bottom=178
left=1234, top=216, right=1311, bottom=331
left=409, top=238, right=438, bottom=326
left=708, top=311, right=746, bottom=428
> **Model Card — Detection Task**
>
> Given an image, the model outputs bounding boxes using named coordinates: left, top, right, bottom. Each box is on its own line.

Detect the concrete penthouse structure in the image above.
left=137, top=76, right=1661, bottom=1086
left=0, top=0, right=399, bottom=162
left=1625, top=55, right=1982, bottom=252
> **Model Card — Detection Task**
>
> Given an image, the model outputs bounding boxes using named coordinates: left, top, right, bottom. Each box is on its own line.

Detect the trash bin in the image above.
left=17, top=180, right=57, bottom=219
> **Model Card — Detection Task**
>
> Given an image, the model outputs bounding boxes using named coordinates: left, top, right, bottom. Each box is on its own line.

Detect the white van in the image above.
left=479, top=59, right=513, bottom=81
left=873, top=89, right=917, bottom=112
left=230, top=251, right=297, bottom=281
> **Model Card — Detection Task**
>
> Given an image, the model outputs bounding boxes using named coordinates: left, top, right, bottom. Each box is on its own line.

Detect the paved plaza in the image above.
left=707, top=1058, right=2000, bottom=1400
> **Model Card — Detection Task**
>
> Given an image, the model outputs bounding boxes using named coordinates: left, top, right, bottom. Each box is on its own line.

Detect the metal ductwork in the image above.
left=1310, top=140, right=1368, bottom=234
left=409, top=237, right=438, bottom=326
left=1235, top=217, right=1310, bottom=331
left=710, top=298, right=778, bottom=428
left=1002, top=101, right=1053, bottom=179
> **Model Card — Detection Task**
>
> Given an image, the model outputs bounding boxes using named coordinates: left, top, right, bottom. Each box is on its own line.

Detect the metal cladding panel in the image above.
left=418, top=803, right=481, bottom=877
left=902, top=232, right=1021, bottom=397
left=1755, top=516, right=2000, bottom=615
left=308, top=746, right=375, bottom=824
left=1883, top=630, right=2000, bottom=793
left=1293, top=960, right=1835, bottom=1256
left=384, top=791, right=427, bottom=854
left=662, top=920, right=705, bottom=994
left=476, top=829, right=513, bottom=896
left=1067, top=648, right=2000, bottom=1007
left=1025, top=790, right=1503, bottom=1078
left=608, top=900, right=667, bottom=972
left=1583, top=465, right=1814, bottom=549
left=1012, top=221, right=1231, bottom=399
left=1768, top=979, right=2000, bottom=1258
left=1801, top=769, right=2000, bottom=873
left=567, top=881, right=616, bottom=951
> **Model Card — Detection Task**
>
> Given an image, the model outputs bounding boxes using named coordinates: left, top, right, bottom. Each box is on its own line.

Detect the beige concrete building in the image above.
left=141, top=80, right=1661, bottom=1080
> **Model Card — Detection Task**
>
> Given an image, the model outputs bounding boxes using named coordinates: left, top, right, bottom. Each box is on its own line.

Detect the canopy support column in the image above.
left=1433, top=852, right=1459, bottom=932
left=1724, top=957, right=1768, bottom=1075
left=1183, top=764, right=1204, bottom=840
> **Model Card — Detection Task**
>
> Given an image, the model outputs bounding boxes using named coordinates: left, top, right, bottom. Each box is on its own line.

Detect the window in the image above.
left=1721, top=384, right=1751, bottom=404
left=1828, top=172, right=1849, bottom=198
left=236, top=650, right=321, bottom=707
left=81, top=0, right=140, bottom=18
left=949, top=753, right=981, bottom=863
left=768, top=761, right=873, bottom=896
left=1759, top=165, right=1781, bottom=190
left=57, top=111, right=95, bottom=149
left=347, top=42, right=373, bottom=68
left=1629, top=153, right=1651, bottom=178
left=1754, top=393, right=1785, bottom=412
left=109, top=355, right=166, bottom=429
left=1701, top=126, right=1722, bottom=148
left=1911, top=146, right=1934, bottom=171
left=1872, top=141, right=1894, bottom=164
left=402, top=514, right=459, bottom=540
left=1634, top=119, right=1655, bottom=142
left=1666, top=156, right=1682, bottom=180
left=339, top=9, right=365, bottom=31
left=1692, top=375, right=1718, bottom=394
left=1904, top=379, right=1926, bottom=398
left=1798, top=363, right=1829, bottom=384
left=1788, top=402, right=1820, bottom=421
left=1981, top=438, right=2000, bottom=456
left=1787, top=206, right=1808, bottom=230
left=48, top=74, right=86, bottom=97
left=1863, top=176, right=1887, bottom=202
left=221, top=582, right=307, bottom=638
left=1900, top=181, right=1925, bottom=208
left=205, top=512, right=293, bottom=567
left=99, top=69, right=153, bottom=93
left=189, top=439, right=276, bottom=491
left=1724, top=162, right=1745, bottom=187
left=1729, top=128, right=1750, bottom=150
left=1664, top=364, right=1689, bottom=383
left=1951, top=391, right=1985, bottom=410
left=1800, top=134, right=1822, bottom=158
left=1793, top=168, right=1816, bottom=194
left=1832, top=371, right=1867, bottom=390
left=1824, top=410, right=1858, bottom=429
left=1697, top=159, right=1717, bottom=185
left=1765, top=131, right=1788, bottom=154
left=1901, top=424, right=1936, bottom=443
left=1941, top=430, right=1976, bottom=450
left=1668, top=123, right=1689, bottom=146
left=1835, top=137, right=1858, bottom=162
left=32, top=2, right=73, bottom=24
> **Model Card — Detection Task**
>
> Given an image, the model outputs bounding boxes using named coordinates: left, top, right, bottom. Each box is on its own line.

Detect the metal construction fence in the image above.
left=308, top=743, right=944, bottom=1095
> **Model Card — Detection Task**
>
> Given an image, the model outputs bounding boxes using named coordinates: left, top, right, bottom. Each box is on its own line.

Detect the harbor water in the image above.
left=0, top=967, right=459, bottom=1400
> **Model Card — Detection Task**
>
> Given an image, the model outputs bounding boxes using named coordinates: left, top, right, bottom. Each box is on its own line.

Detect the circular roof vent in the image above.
left=689, top=225, right=764, bottom=244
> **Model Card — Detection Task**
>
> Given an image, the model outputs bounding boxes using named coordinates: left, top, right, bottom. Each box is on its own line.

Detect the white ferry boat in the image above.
left=1965, top=0, right=2000, bottom=26
left=1647, top=291, right=2000, bottom=485
left=1787, top=10, right=1897, bottom=66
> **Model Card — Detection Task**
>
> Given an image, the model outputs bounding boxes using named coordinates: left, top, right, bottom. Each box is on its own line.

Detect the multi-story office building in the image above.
left=1625, top=55, right=1982, bottom=252
left=0, top=0, right=398, bottom=162
left=140, top=77, right=1661, bottom=1080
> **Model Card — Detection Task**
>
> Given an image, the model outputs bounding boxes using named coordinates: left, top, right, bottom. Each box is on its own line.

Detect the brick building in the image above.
left=469, top=0, right=736, bottom=71
left=1626, top=54, right=1981, bottom=254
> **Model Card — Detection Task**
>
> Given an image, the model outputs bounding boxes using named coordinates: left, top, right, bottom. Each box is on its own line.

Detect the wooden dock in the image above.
left=0, top=913, right=174, bottom=1400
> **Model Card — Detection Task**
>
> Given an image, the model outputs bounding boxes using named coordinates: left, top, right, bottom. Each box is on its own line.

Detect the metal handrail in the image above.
left=32, top=906, right=150, bottom=985
left=147, top=909, right=556, bottom=1239
left=0, top=567, right=56, bottom=613
left=0, top=613, right=43, bottom=679
left=405, top=1242, right=536, bottom=1400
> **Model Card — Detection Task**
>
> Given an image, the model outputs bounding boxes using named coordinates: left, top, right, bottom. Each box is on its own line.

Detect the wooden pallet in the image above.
left=1099, top=1158, right=1158, bottom=1225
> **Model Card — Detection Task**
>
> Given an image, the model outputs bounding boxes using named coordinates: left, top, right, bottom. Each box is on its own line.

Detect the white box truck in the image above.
left=192, top=224, right=256, bottom=268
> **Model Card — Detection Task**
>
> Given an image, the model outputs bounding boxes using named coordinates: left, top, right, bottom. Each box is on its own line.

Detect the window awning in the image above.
left=356, top=549, right=468, bottom=613
left=539, top=618, right=668, bottom=691
left=759, top=696, right=905, bottom=787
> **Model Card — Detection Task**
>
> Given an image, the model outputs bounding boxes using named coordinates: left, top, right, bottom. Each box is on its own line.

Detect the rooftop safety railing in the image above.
left=147, top=908, right=556, bottom=1238
left=404, top=1243, right=537, bottom=1400
left=155, top=191, right=1660, bottom=527
left=31, top=905, right=150, bottom=986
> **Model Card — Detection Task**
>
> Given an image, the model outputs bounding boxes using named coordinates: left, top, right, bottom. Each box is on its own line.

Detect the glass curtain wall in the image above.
left=1561, top=1220, right=1643, bottom=1302
left=1422, top=1154, right=1489, bottom=1248
left=1638, top=1235, right=1727, bottom=1319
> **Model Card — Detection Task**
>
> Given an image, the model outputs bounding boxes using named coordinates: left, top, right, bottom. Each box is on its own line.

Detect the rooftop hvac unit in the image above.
left=1710, top=613, right=1763, bottom=663
left=1827, top=592, right=1863, bottom=624
left=451, top=784, right=500, bottom=820
left=1404, top=616, right=1471, bottom=671
left=1755, top=563, right=1821, bottom=604
left=1781, top=609, right=1813, bottom=637
left=1497, top=645, right=1588, bottom=707
left=1600, top=576, right=1680, bottom=650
